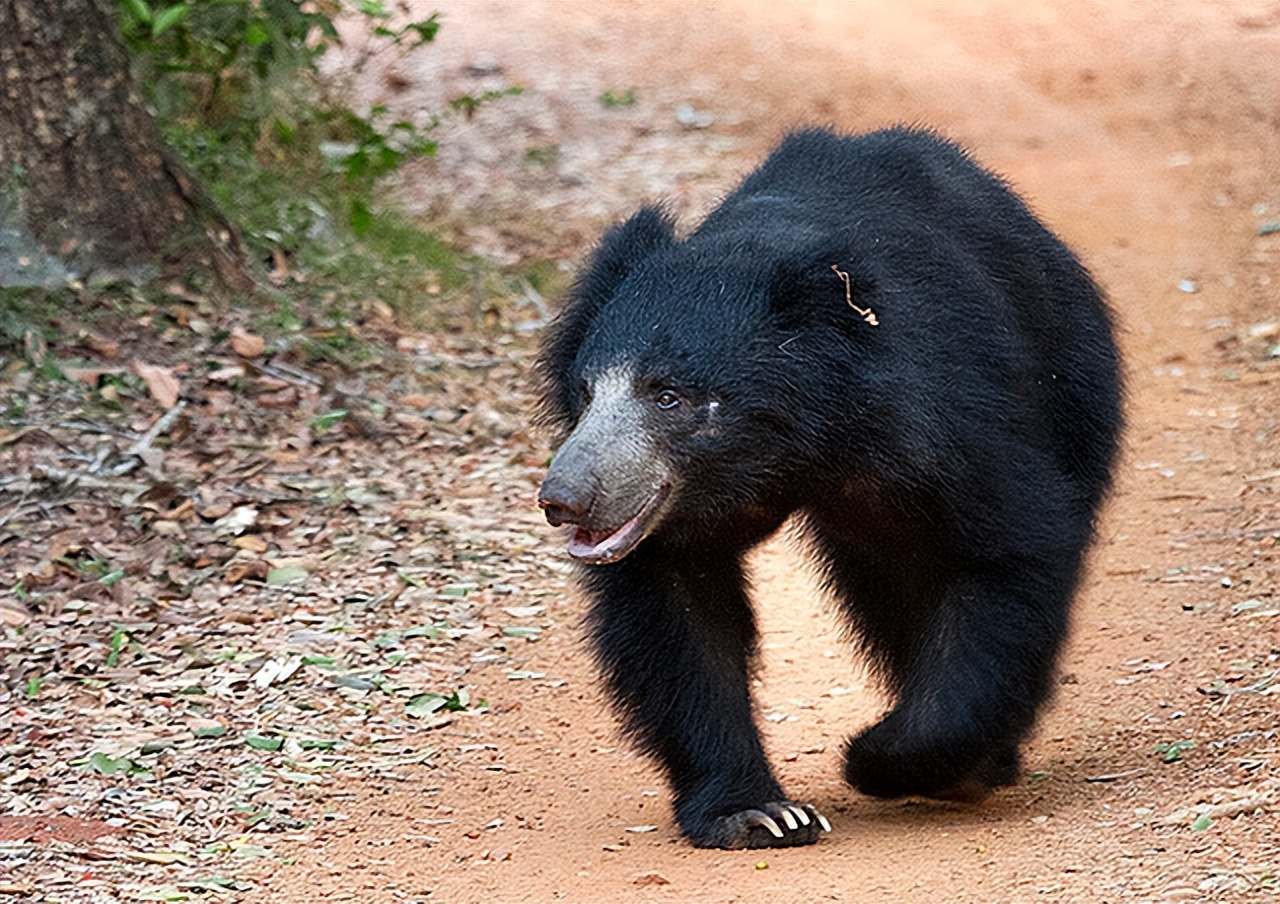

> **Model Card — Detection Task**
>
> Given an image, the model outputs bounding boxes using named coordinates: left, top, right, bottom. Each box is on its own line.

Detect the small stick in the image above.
left=125, top=399, right=187, bottom=459
left=33, top=464, right=149, bottom=495
left=97, top=399, right=190, bottom=477
left=831, top=264, right=878, bottom=326
left=1084, top=768, right=1150, bottom=783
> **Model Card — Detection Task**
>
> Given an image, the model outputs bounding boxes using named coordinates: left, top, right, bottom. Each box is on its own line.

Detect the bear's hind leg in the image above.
left=804, top=503, right=1073, bottom=801
left=841, top=569, right=1071, bottom=800
left=578, top=542, right=829, bottom=848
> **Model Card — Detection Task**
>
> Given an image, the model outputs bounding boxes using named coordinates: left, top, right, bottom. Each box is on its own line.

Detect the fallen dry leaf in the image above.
left=633, top=872, right=671, bottom=887
left=233, top=535, right=270, bottom=554
left=231, top=328, right=266, bottom=358
left=0, top=596, right=31, bottom=626
left=132, top=361, right=181, bottom=408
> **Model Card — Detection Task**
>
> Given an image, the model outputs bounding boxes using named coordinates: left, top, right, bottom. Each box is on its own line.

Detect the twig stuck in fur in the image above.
left=831, top=264, right=878, bottom=326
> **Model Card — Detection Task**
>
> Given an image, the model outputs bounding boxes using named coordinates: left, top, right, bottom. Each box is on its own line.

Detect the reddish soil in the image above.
left=0, top=816, right=127, bottom=846
left=255, top=2, right=1276, bottom=901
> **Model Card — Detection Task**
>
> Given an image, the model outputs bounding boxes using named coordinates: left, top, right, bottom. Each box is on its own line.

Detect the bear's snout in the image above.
left=537, top=487, right=588, bottom=528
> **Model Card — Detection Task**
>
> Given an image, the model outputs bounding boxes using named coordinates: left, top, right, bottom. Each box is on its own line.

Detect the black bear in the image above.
left=535, top=127, right=1123, bottom=850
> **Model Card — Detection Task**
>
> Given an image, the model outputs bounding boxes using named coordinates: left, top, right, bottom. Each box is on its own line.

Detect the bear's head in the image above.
left=536, top=207, right=877, bottom=564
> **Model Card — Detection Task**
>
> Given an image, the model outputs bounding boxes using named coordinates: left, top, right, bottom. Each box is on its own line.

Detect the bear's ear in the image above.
left=579, top=205, right=676, bottom=305
left=768, top=257, right=878, bottom=329
left=535, top=207, right=675, bottom=431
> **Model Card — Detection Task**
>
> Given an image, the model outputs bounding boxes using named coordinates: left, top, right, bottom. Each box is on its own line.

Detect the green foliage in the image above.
left=451, top=86, right=524, bottom=120
left=1155, top=739, right=1196, bottom=763
left=308, top=409, right=348, bottom=432
left=109, top=0, right=515, bottom=325
left=599, top=88, right=637, bottom=108
left=115, top=0, right=439, bottom=235
left=78, top=751, right=152, bottom=777
left=245, top=733, right=283, bottom=752
left=405, top=687, right=483, bottom=717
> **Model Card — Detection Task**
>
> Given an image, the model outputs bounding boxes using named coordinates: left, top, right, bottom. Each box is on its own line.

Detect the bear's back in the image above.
left=695, top=127, right=1123, bottom=511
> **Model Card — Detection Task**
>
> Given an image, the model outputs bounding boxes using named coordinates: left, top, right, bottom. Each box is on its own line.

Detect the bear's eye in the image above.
left=655, top=389, right=682, bottom=411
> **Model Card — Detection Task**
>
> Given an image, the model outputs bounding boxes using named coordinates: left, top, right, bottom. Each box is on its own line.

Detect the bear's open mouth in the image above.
left=567, top=484, right=670, bottom=564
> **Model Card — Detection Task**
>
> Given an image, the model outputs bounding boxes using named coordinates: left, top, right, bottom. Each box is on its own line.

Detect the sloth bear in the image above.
left=535, top=127, right=1123, bottom=849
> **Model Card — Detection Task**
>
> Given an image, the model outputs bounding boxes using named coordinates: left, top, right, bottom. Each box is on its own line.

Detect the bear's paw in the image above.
left=690, top=801, right=831, bottom=849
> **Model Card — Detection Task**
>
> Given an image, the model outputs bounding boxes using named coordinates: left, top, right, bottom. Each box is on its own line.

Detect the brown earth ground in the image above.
left=3, top=1, right=1278, bottom=902
left=255, top=2, right=1278, bottom=901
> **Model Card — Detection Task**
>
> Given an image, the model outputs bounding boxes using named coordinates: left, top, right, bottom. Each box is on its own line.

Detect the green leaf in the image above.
left=405, top=693, right=448, bottom=717
left=24, top=676, right=42, bottom=698
left=1155, top=740, right=1196, bottom=763
left=193, top=723, right=227, bottom=738
left=107, top=629, right=127, bottom=668
left=502, top=626, right=541, bottom=638
left=84, top=751, right=148, bottom=776
left=150, top=3, right=188, bottom=38
left=245, top=734, right=283, bottom=752
left=88, top=751, right=126, bottom=774
left=121, top=0, right=152, bottom=26
left=1189, top=813, right=1212, bottom=831
left=342, top=148, right=370, bottom=180
left=243, top=21, right=270, bottom=47
left=273, top=117, right=296, bottom=145
left=404, top=17, right=441, bottom=46
left=349, top=198, right=373, bottom=236
left=99, top=568, right=126, bottom=586
left=406, top=689, right=473, bottom=716
left=308, top=409, right=347, bottom=431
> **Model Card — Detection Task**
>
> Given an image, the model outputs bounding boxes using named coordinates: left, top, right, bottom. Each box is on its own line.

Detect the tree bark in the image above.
left=0, top=0, right=254, bottom=292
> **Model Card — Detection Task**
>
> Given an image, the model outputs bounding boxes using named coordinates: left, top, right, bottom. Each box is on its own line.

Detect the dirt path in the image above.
left=253, top=2, right=1277, bottom=901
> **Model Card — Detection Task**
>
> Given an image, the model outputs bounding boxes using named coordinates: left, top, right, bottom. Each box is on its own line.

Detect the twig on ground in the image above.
left=33, top=464, right=151, bottom=497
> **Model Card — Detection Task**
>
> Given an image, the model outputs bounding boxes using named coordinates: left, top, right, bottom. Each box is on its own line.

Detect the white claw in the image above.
left=790, top=805, right=811, bottom=827
left=751, top=814, right=785, bottom=838
left=780, top=808, right=798, bottom=831
left=817, top=812, right=832, bottom=833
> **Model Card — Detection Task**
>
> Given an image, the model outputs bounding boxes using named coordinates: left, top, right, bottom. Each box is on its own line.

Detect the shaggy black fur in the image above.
left=536, top=126, right=1123, bottom=849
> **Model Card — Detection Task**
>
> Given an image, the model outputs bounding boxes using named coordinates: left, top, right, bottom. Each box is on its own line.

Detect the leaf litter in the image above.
left=0, top=310, right=565, bottom=899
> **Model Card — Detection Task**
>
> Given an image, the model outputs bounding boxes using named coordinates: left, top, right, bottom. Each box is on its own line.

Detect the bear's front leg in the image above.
left=576, top=540, right=830, bottom=849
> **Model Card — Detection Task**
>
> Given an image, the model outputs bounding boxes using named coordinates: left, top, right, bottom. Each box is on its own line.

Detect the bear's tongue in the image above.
left=567, top=486, right=668, bottom=564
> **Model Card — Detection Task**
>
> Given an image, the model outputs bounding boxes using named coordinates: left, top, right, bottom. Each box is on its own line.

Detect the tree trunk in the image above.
left=0, top=0, right=254, bottom=293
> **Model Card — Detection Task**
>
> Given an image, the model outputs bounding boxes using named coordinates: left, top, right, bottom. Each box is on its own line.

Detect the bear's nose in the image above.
left=537, top=483, right=590, bottom=527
